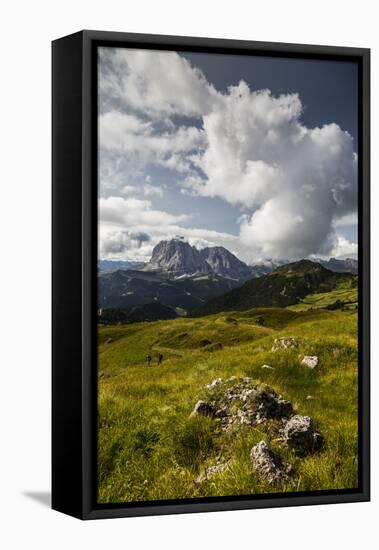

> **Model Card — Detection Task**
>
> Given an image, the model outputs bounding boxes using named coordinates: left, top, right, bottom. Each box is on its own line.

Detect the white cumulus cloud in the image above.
left=98, top=196, right=237, bottom=261
left=99, top=47, right=218, bottom=118
left=98, top=48, right=358, bottom=261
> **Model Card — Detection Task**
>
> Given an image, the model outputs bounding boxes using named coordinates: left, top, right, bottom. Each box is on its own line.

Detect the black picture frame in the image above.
left=52, top=30, right=370, bottom=520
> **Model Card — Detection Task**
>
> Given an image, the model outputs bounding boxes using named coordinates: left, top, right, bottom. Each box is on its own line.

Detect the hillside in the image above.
left=193, top=260, right=357, bottom=316
left=98, top=269, right=242, bottom=311
left=97, top=306, right=358, bottom=503
left=99, top=302, right=178, bottom=324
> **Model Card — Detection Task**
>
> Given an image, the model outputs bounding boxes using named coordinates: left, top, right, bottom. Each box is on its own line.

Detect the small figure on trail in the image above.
left=145, top=354, right=152, bottom=367
left=157, top=353, right=163, bottom=366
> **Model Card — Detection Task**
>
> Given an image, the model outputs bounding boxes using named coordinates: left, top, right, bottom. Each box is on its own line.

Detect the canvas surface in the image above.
left=96, top=46, right=359, bottom=504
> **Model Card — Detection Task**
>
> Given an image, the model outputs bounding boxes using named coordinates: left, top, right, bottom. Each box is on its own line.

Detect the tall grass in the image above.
left=98, top=306, right=358, bottom=503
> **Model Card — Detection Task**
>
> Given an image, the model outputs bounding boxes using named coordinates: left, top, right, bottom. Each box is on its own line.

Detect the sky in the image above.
left=98, top=47, right=358, bottom=264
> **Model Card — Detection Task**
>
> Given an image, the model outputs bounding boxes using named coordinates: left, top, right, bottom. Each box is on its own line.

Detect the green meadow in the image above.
left=287, top=286, right=358, bottom=312
left=97, top=293, right=359, bottom=504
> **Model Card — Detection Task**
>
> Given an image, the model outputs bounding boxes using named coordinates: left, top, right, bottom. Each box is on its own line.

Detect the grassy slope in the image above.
left=288, top=285, right=358, bottom=311
left=193, top=261, right=356, bottom=316
left=98, top=305, right=358, bottom=503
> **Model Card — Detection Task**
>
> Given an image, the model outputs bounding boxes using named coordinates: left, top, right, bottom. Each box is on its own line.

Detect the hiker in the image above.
left=157, top=353, right=163, bottom=366
left=145, top=354, right=152, bottom=367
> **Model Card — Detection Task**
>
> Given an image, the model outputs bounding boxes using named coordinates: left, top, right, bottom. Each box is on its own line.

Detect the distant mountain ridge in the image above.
left=316, top=257, right=358, bottom=274
left=98, top=259, right=144, bottom=272
left=248, top=257, right=358, bottom=275
left=99, top=240, right=357, bottom=278
left=98, top=240, right=358, bottom=322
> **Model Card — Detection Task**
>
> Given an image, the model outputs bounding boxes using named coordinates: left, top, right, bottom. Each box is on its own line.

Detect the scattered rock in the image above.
left=206, top=378, right=223, bottom=390
left=192, top=377, right=326, bottom=474
left=272, top=337, right=300, bottom=351
left=301, top=356, right=319, bottom=369
left=215, top=404, right=229, bottom=418
left=191, top=400, right=216, bottom=417
left=281, top=414, right=324, bottom=455
left=200, top=378, right=293, bottom=430
left=225, top=317, right=238, bottom=325
left=250, top=441, right=292, bottom=484
left=261, top=364, right=274, bottom=370
left=199, top=338, right=212, bottom=347
left=105, top=338, right=113, bottom=344
left=249, top=388, right=293, bottom=423
left=196, top=460, right=231, bottom=483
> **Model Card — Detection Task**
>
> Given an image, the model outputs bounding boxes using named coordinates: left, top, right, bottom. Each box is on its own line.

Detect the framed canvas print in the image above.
left=52, top=30, right=370, bottom=519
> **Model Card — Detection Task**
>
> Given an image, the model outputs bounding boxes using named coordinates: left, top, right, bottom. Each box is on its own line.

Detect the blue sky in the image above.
left=98, top=47, right=358, bottom=263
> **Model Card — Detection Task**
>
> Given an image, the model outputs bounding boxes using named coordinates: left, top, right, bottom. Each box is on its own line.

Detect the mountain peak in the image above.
left=144, top=239, right=207, bottom=276
left=272, top=259, right=330, bottom=275
left=143, top=239, right=252, bottom=279
left=200, top=245, right=252, bottom=278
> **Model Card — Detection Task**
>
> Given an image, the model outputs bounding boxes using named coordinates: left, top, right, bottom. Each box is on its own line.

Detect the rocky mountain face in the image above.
left=144, top=239, right=207, bottom=276
left=199, top=246, right=253, bottom=279
left=143, top=239, right=254, bottom=279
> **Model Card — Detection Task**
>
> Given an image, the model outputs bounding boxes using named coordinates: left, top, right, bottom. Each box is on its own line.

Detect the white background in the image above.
left=0, top=1, right=376, bottom=548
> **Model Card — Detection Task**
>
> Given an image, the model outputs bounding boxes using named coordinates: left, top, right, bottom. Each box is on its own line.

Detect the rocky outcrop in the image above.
left=280, top=415, right=324, bottom=455
left=197, top=377, right=293, bottom=430
left=251, top=441, right=292, bottom=484
left=206, top=378, right=223, bottom=390
left=301, top=356, right=319, bottom=369
left=196, top=460, right=231, bottom=483
left=240, top=385, right=293, bottom=424
left=191, top=400, right=216, bottom=417
left=191, top=378, right=325, bottom=484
